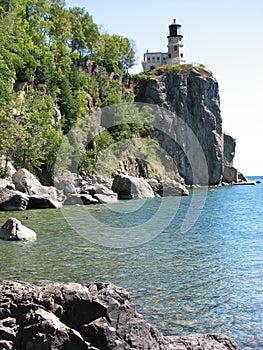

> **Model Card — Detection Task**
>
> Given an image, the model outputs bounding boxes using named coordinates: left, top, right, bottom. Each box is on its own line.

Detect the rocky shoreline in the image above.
left=0, top=167, right=190, bottom=212
left=0, top=280, right=240, bottom=350
left=0, top=163, right=253, bottom=213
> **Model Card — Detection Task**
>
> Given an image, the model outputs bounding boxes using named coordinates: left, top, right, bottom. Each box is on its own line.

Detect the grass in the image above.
left=132, top=63, right=212, bottom=80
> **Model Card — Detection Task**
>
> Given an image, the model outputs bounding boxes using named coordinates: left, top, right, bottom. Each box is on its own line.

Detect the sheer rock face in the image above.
left=223, top=132, right=236, bottom=167
left=134, top=68, right=225, bottom=185
left=222, top=133, right=238, bottom=183
left=0, top=280, right=240, bottom=350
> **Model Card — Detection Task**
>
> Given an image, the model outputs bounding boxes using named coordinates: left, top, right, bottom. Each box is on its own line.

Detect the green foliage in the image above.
left=94, top=34, right=136, bottom=73
left=0, top=166, right=10, bottom=179
left=135, top=64, right=194, bottom=78
left=102, top=80, right=122, bottom=107
left=53, top=135, right=74, bottom=175
left=0, top=0, right=138, bottom=179
left=79, top=104, right=155, bottom=175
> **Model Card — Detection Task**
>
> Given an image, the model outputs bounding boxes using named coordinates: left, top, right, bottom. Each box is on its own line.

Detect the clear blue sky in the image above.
left=66, top=0, right=263, bottom=175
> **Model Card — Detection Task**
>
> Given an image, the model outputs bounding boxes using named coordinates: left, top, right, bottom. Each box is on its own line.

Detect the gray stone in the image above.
left=64, top=194, right=99, bottom=205
left=222, top=165, right=238, bottom=183
left=94, top=193, right=118, bottom=204
left=223, top=132, right=236, bottom=167
left=27, top=195, right=62, bottom=209
left=54, top=170, right=84, bottom=191
left=112, top=174, right=155, bottom=199
left=135, top=67, right=224, bottom=185
left=168, top=333, right=240, bottom=350
left=160, top=180, right=189, bottom=196
left=0, top=218, right=36, bottom=240
left=94, top=184, right=115, bottom=196
left=12, top=168, right=46, bottom=195
left=0, top=280, right=240, bottom=350
left=12, top=169, right=61, bottom=209
left=147, top=178, right=159, bottom=189
left=0, top=188, right=29, bottom=211
left=92, top=175, right=113, bottom=189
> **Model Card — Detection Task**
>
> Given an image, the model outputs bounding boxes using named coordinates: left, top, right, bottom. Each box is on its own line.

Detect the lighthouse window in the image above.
left=157, top=57, right=160, bottom=61
left=174, top=45, right=178, bottom=51
left=148, top=57, right=151, bottom=61
left=181, top=53, right=183, bottom=58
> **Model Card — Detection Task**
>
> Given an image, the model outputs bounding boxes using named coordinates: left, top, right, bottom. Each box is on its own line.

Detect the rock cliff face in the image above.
left=134, top=67, right=234, bottom=185
left=222, top=132, right=238, bottom=183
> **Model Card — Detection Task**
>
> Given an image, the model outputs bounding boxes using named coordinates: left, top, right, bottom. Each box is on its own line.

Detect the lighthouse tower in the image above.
left=167, top=19, right=186, bottom=65
left=142, top=18, right=186, bottom=71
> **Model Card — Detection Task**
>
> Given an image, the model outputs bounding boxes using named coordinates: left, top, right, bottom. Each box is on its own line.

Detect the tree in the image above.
left=68, top=7, right=99, bottom=59
left=94, top=34, right=136, bottom=73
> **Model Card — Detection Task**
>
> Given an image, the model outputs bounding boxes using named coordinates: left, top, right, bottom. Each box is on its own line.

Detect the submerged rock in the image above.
left=0, top=218, right=36, bottom=240
left=0, top=280, right=240, bottom=350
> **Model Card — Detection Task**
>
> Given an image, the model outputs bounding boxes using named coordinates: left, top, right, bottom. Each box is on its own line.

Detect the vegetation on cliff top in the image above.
left=133, top=63, right=210, bottom=81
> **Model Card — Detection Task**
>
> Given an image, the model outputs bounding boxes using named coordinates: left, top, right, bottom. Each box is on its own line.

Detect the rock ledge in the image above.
left=0, top=280, right=240, bottom=350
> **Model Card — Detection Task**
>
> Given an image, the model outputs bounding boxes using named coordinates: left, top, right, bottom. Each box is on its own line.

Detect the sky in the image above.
left=66, top=0, right=263, bottom=175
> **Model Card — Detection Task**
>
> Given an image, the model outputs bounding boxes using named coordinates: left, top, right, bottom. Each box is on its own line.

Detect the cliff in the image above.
left=133, top=66, right=238, bottom=185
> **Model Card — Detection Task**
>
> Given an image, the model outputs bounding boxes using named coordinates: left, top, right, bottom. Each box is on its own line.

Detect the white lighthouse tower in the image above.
left=142, top=19, right=186, bottom=71
left=167, top=19, right=186, bottom=65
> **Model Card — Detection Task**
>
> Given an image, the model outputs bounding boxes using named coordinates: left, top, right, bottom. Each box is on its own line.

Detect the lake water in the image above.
left=0, top=176, right=262, bottom=349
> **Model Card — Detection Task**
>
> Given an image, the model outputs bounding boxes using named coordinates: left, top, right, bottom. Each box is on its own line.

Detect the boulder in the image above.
left=54, top=170, right=85, bottom=195
left=222, top=165, right=238, bottom=183
left=64, top=194, right=99, bottom=205
left=92, top=174, right=113, bottom=189
left=159, top=180, right=190, bottom=196
left=12, top=169, right=61, bottom=209
left=0, top=188, right=29, bottom=211
left=0, top=280, right=240, bottom=350
left=112, top=174, right=155, bottom=199
left=93, top=183, right=118, bottom=204
left=13, top=168, right=56, bottom=196
left=93, top=193, right=118, bottom=204
left=0, top=218, right=36, bottom=240
left=27, top=195, right=62, bottom=209
left=94, top=183, right=115, bottom=196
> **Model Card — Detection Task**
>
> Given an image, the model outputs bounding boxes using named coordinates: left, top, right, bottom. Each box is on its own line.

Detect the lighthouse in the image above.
left=167, top=19, right=185, bottom=65
left=142, top=19, right=186, bottom=72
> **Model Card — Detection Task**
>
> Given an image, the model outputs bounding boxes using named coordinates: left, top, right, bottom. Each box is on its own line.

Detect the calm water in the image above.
left=0, top=177, right=262, bottom=349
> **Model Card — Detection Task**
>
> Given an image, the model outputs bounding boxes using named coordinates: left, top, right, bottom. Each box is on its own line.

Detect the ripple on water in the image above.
left=0, top=182, right=263, bottom=349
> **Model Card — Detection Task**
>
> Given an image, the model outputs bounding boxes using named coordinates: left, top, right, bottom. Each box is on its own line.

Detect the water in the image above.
left=0, top=177, right=262, bottom=349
